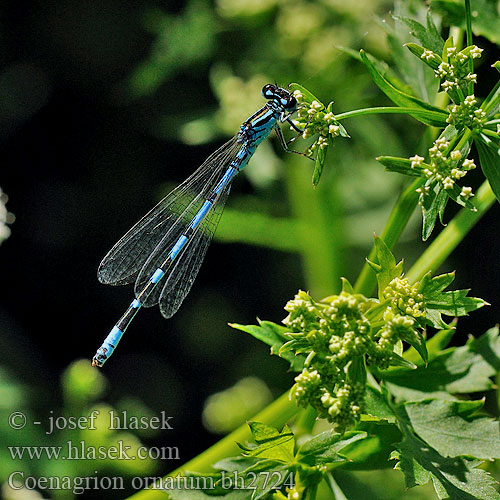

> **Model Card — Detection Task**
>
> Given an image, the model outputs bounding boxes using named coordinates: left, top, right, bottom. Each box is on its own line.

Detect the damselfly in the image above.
left=92, top=84, right=304, bottom=367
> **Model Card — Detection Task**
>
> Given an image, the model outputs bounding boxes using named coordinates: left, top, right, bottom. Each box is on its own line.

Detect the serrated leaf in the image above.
left=377, top=155, right=424, bottom=176
left=393, top=426, right=500, bottom=499
left=297, top=430, right=367, bottom=466
left=383, top=5, right=439, bottom=101
left=421, top=181, right=448, bottom=240
left=394, top=15, right=444, bottom=53
left=404, top=399, right=500, bottom=459
left=243, top=422, right=295, bottom=463
left=426, top=8, right=443, bottom=49
left=214, top=459, right=291, bottom=500
left=424, top=308, right=451, bottom=329
left=360, top=50, right=448, bottom=127
left=420, top=271, right=455, bottom=298
left=340, top=421, right=402, bottom=470
left=230, top=321, right=305, bottom=371
left=425, top=289, right=487, bottom=317
left=476, top=137, right=500, bottom=204
left=372, top=236, right=404, bottom=299
left=379, top=327, right=500, bottom=399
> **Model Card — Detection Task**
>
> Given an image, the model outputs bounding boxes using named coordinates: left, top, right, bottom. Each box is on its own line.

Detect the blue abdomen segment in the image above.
left=150, top=268, right=165, bottom=283
left=92, top=326, right=124, bottom=367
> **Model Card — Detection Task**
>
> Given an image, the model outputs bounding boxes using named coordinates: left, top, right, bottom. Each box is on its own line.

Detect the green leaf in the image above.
left=425, top=326, right=456, bottom=356
left=420, top=271, right=456, bottom=298
left=377, top=155, right=424, bottom=176
left=403, top=330, right=428, bottom=365
left=363, top=385, right=396, bottom=422
left=288, top=83, right=324, bottom=106
left=441, top=35, right=454, bottom=62
left=214, top=459, right=291, bottom=500
left=297, top=430, right=367, bottom=466
left=371, top=235, right=404, bottom=299
left=426, top=8, right=443, bottom=50
left=403, top=325, right=456, bottom=364
left=340, top=277, right=355, bottom=294
left=340, top=421, right=402, bottom=470
left=382, top=5, right=438, bottom=101
left=230, top=320, right=305, bottom=371
left=421, top=180, right=448, bottom=240
left=482, top=67, right=500, bottom=116
left=392, top=428, right=500, bottom=499
left=394, top=16, right=444, bottom=53
left=425, top=289, right=487, bottom=317
left=312, top=142, right=328, bottom=187
left=404, top=399, right=500, bottom=459
left=445, top=182, right=477, bottom=211
left=476, top=137, right=500, bottom=204
left=405, top=42, right=442, bottom=70
left=389, top=352, right=418, bottom=370
left=347, top=356, right=367, bottom=386
left=379, top=328, right=500, bottom=400
left=241, top=422, right=295, bottom=463
left=360, top=50, right=448, bottom=127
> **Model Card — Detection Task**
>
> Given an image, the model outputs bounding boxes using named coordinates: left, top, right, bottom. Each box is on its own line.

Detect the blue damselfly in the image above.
left=92, top=84, right=304, bottom=367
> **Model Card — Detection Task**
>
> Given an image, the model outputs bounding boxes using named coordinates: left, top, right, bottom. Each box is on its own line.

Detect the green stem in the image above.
left=335, top=106, right=445, bottom=121
left=406, top=180, right=495, bottom=283
left=128, top=392, right=297, bottom=500
left=285, top=155, right=344, bottom=297
left=464, top=0, right=474, bottom=96
left=354, top=177, right=423, bottom=296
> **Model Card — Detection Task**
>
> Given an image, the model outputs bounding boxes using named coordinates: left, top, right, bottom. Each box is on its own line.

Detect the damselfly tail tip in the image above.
left=91, top=350, right=107, bottom=368
left=91, top=357, right=102, bottom=368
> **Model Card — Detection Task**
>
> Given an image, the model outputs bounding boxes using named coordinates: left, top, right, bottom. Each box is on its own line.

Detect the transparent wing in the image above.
left=133, top=163, right=233, bottom=307
left=97, top=137, right=240, bottom=286
left=158, top=184, right=232, bottom=318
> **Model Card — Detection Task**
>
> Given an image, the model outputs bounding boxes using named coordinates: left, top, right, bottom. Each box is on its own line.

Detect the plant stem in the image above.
left=335, top=106, right=445, bottom=121
left=406, top=180, right=495, bottom=283
left=464, top=0, right=474, bottom=95
left=285, top=155, right=344, bottom=298
left=128, top=391, right=297, bottom=500
left=354, top=177, right=423, bottom=296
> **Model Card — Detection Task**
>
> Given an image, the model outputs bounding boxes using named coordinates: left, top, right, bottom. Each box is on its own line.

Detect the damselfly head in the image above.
left=262, top=84, right=297, bottom=111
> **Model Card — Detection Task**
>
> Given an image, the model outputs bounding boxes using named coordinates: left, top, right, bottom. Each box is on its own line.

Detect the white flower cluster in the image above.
left=446, top=95, right=486, bottom=129
left=411, top=138, right=476, bottom=200
left=421, top=44, right=483, bottom=94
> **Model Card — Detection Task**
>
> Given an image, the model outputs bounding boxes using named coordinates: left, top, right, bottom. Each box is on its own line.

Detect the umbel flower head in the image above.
left=274, top=237, right=487, bottom=433
left=283, top=288, right=374, bottom=433
left=282, top=280, right=423, bottom=432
